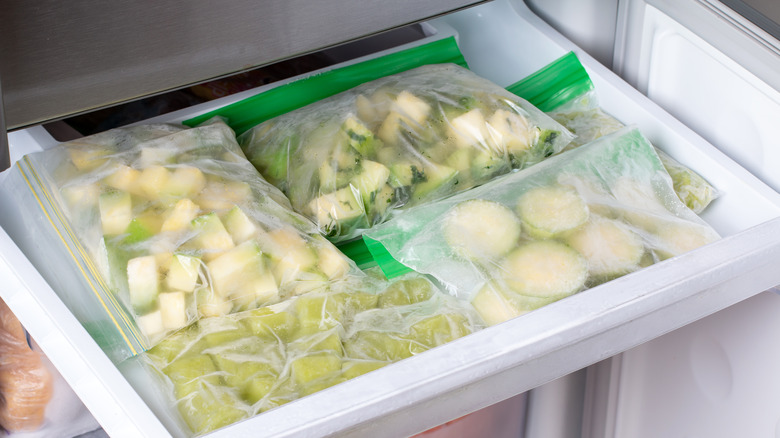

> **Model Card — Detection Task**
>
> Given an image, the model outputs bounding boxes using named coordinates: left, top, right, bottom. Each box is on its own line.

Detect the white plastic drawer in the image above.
left=2, top=1, right=780, bottom=437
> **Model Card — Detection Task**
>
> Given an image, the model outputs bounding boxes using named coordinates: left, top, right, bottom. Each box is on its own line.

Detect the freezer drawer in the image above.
left=2, top=0, right=780, bottom=436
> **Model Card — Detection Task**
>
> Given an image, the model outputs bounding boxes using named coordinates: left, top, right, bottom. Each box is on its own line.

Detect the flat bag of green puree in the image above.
left=1, top=118, right=359, bottom=362
left=238, top=63, right=574, bottom=242
left=363, top=126, right=720, bottom=326
left=142, top=271, right=484, bottom=436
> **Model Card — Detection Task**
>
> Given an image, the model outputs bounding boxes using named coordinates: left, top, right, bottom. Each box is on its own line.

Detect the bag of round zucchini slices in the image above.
left=238, top=63, right=574, bottom=242
left=507, top=51, right=718, bottom=214
left=141, top=271, right=484, bottom=436
left=1, top=117, right=361, bottom=362
left=363, top=126, right=720, bottom=326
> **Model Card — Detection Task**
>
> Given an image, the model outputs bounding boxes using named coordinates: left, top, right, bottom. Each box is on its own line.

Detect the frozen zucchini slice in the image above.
left=471, top=282, right=560, bottom=326
left=471, top=284, right=522, bottom=326
left=516, top=185, right=589, bottom=239
left=442, top=199, right=522, bottom=261
left=500, top=240, right=587, bottom=299
left=565, top=217, right=644, bottom=279
left=651, top=220, right=719, bottom=261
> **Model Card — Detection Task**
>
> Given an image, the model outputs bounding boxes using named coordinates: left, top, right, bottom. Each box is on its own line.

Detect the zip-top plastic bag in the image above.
left=238, top=63, right=573, bottom=242
left=363, top=127, right=720, bottom=326
left=507, top=52, right=718, bottom=214
left=142, top=271, right=484, bottom=436
left=0, top=118, right=360, bottom=362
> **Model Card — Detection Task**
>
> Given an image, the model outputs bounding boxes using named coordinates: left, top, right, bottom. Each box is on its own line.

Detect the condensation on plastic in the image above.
left=520, top=52, right=719, bottom=214
left=0, top=118, right=361, bottom=362
left=0, top=298, right=53, bottom=433
left=550, top=104, right=719, bottom=213
left=363, top=127, right=721, bottom=325
left=140, top=272, right=484, bottom=436
left=238, top=63, right=574, bottom=242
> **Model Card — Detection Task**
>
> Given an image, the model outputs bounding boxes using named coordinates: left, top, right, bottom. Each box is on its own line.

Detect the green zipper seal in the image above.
left=336, top=238, right=378, bottom=271
left=183, top=36, right=469, bottom=136
left=505, top=51, right=594, bottom=112
left=362, top=236, right=413, bottom=279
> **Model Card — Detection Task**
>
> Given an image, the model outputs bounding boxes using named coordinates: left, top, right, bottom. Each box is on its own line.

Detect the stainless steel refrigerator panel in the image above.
left=0, top=0, right=485, bottom=130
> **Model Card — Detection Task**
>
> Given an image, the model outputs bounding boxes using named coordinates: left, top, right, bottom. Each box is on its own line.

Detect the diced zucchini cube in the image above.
left=166, top=254, right=201, bottom=293
left=138, top=165, right=171, bottom=200
left=223, top=206, right=258, bottom=244
left=127, top=255, right=159, bottom=313
left=164, top=166, right=207, bottom=199
left=189, top=213, right=235, bottom=260
left=98, top=190, right=133, bottom=235
left=206, top=241, right=276, bottom=303
left=161, top=198, right=200, bottom=232
left=103, top=165, right=143, bottom=195
left=307, top=188, right=365, bottom=234
left=159, top=291, right=188, bottom=331
left=136, top=310, right=164, bottom=340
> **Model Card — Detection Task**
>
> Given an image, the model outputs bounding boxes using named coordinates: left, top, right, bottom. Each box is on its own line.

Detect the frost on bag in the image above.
left=508, top=51, right=718, bottom=214
left=239, top=63, right=573, bottom=242
left=551, top=104, right=718, bottom=214
left=142, top=273, right=483, bottom=436
left=8, top=118, right=358, bottom=360
left=364, top=127, right=720, bottom=326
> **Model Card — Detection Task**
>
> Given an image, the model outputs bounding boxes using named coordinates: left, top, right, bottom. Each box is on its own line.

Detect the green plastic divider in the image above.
left=183, top=36, right=469, bottom=136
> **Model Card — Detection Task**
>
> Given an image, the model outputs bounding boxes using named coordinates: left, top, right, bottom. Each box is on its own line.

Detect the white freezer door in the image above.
left=529, top=0, right=780, bottom=436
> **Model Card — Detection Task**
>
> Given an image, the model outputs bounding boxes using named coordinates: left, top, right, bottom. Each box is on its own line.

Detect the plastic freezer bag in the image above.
left=0, top=298, right=53, bottom=433
left=507, top=52, right=718, bottom=214
left=0, top=118, right=359, bottom=362
left=363, top=127, right=720, bottom=326
left=239, top=63, right=574, bottom=242
left=141, top=272, right=484, bottom=436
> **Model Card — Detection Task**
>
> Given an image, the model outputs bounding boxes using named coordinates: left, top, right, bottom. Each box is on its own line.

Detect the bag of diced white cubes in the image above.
left=0, top=118, right=363, bottom=362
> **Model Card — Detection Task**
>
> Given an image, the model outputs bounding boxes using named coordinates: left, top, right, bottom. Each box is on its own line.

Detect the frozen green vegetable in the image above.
left=508, top=51, right=718, bottom=214
left=239, top=63, right=573, bottom=241
left=6, top=118, right=360, bottom=360
left=363, top=127, right=720, bottom=326
left=143, top=273, right=483, bottom=436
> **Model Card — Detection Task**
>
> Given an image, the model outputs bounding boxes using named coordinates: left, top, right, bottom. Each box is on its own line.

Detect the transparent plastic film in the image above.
left=363, top=127, right=721, bottom=326
left=2, top=118, right=361, bottom=361
left=509, top=51, right=718, bottom=213
left=0, top=298, right=53, bottom=433
left=141, top=272, right=483, bottom=436
left=239, top=63, right=574, bottom=242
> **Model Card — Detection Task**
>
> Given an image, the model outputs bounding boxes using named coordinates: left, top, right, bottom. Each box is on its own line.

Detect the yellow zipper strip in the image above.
left=28, top=162, right=143, bottom=345
left=19, top=157, right=141, bottom=355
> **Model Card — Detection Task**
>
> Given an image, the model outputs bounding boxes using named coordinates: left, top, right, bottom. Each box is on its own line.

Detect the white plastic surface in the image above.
left=605, top=290, right=780, bottom=437
left=641, top=5, right=780, bottom=193
left=2, top=0, right=780, bottom=437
